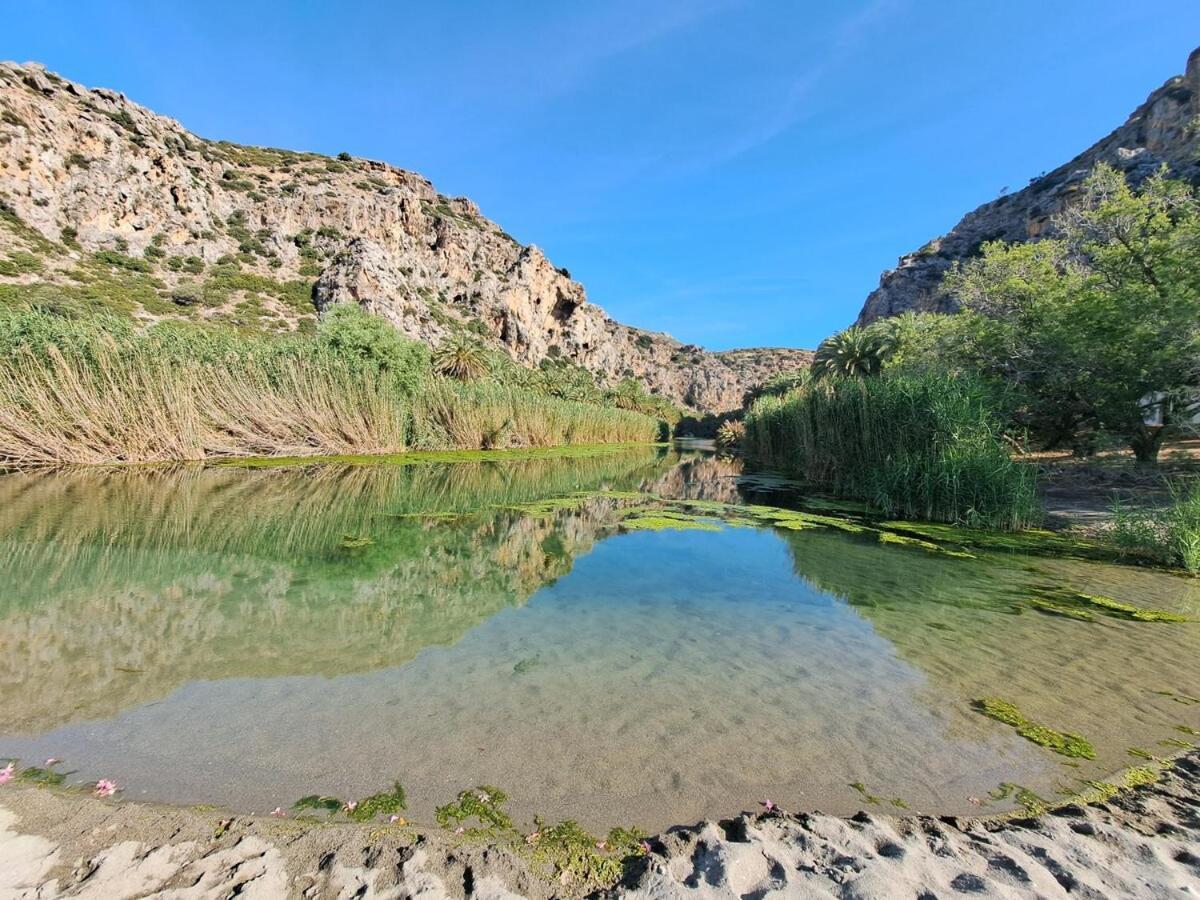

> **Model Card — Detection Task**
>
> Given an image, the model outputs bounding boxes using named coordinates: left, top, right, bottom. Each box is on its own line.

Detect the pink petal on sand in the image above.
left=641, top=840, right=653, bottom=854
left=760, top=799, right=775, bottom=812
left=0, top=763, right=14, bottom=785
left=94, top=779, right=118, bottom=797
left=270, top=807, right=286, bottom=817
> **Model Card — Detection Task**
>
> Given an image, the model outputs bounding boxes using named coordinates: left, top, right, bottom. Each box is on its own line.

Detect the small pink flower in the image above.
left=525, top=831, right=541, bottom=845
left=270, top=807, right=286, bottom=817
left=0, top=763, right=14, bottom=785
left=760, top=799, right=775, bottom=812
left=454, top=826, right=465, bottom=835
left=344, top=801, right=358, bottom=813
left=595, top=840, right=607, bottom=850
left=389, top=814, right=401, bottom=824
left=44, top=758, right=60, bottom=767
left=94, top=779, right=118, bottom=797
left=968, top=796, right=983, bottom=806
left=640, top=840, right=652, bottom=854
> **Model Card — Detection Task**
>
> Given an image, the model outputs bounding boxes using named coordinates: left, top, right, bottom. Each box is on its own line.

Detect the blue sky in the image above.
left=4, top=2, right=1198, bottom=349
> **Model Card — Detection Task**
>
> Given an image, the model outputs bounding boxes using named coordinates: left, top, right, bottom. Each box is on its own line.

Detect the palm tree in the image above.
left=432, top=333, right=490, bottom=381
left=811, top=326, right=889, bottom=379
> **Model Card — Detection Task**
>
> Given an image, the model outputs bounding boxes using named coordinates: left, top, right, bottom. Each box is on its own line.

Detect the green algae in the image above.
left=877, top=521, right=1115, bottom=563
left=878, top=531, right=975, bottom=558
left=848, top=782, right=884, bottom=805
left=988, top=782, right=1051, bottom=816
left=527, top=818, right=648, bottom=888
left=512, top=656, right=541, bottom=675
left=1127, top=747, right=1156, bottom=760
left=17, top=766, right=65, bottom=787
left=1158, top=737, right=1196, bottom=750
left=620, top=510, right=722, bottom=532
left=292, top=794, right=343, bottom=814
left=1027, top=597, right=1094, bottom=621
left=218, top=443, right=657, bottom=470
left=1176, top=725, right=1200, bottom=736
left=973, top=698, right=1096, bottom=759
left=344, top=782, right=407, bottom=822
left=1028, top=589, right=1192, bottom=623
left=435, top=785, right=514, bottom=837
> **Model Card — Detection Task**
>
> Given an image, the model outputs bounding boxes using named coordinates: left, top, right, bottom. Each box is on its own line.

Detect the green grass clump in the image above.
left=744, top=375, right=1040, bottom=530
left=974, top=698, right=1096, bottom=759
left=1112, top=481, right=1200, bottom=573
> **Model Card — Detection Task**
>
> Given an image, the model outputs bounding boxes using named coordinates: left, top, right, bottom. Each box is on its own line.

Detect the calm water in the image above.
left=1, top=446, right=1198, bottom=831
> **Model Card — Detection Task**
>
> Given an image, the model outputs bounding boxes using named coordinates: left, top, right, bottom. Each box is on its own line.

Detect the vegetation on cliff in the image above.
left=839, top=165, right=1200, bottom=463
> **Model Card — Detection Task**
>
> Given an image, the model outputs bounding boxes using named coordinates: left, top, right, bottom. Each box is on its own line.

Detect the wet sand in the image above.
left=2, top=751, right=1197, bottom=898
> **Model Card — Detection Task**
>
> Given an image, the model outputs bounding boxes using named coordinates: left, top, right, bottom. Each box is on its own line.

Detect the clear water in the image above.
left=1, top=446, right=1198, bottom=831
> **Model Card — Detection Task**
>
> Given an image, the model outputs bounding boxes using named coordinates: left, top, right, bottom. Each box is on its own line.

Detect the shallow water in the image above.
left=1, top=446, right=1198, bottom=831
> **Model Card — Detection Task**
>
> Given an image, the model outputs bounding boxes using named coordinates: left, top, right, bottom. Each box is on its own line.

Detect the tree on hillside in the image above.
left=937, top=163, right=1200, bottom=462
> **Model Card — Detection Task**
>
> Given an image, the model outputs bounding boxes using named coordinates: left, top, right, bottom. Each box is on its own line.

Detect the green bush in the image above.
left=744, top=374, right=1040, bottom=529
left=316, top=303, right=430, bottom=391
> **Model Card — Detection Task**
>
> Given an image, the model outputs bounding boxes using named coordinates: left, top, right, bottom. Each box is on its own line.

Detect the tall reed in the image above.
left=0, top=313, right=660, bottom=465
left=743, top=375, right=1040, bottom=529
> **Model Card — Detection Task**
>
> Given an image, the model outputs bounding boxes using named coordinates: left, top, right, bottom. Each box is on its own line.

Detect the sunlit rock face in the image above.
left=857, top=46, right=1200, bottom=325
left=0, top=62, right=806, bottom=412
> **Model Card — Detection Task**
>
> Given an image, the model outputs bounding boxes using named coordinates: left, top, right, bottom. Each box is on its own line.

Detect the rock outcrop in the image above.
left=0, top=62, right=806, bottom=412
left=857, top=46, right=1200, bottom=325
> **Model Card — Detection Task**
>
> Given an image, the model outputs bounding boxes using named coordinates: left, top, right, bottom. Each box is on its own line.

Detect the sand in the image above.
left=1, top=753, right=1197, bottom=899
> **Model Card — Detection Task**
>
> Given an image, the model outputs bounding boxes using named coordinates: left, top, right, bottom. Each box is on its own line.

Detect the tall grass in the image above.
left=0, top=308, right=660, bottom=465
left=1111, top=480, right=1200, bottom=573
left=744, top=374, right=1040, bottom=530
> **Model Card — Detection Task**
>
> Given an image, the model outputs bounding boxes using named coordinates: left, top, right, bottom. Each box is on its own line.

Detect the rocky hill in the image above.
left=857, top=46, right=1200, bottom=325
left=0, top=62, right=808, bottom=413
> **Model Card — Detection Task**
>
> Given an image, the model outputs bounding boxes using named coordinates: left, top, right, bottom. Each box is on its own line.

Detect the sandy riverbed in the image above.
left=1, top=752, right=1197, bottom=898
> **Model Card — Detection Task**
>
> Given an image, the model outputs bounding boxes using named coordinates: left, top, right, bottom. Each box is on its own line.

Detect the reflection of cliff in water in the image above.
left=0, top=448, right=702, bottom=733
left=777, top=526, right=1200, bottom=757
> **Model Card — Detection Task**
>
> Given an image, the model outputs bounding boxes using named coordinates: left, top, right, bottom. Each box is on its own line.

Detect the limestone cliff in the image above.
left=857, top=46, right=1200, bottom=325
left=0, top=62, right=806, bottom=412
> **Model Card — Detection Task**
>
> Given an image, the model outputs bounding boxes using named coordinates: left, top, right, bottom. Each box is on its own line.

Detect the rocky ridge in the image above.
left=0, top=62, right=808, bottom=413
left=857, top=46, right=1200, bottom=325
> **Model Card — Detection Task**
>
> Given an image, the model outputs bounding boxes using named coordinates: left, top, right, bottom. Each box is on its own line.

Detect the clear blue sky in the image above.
left=4, top=3, right=1198, bottom=349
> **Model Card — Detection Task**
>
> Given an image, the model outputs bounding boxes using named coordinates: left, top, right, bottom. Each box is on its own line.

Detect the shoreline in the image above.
left=2, top=751, right=1197, bottom=898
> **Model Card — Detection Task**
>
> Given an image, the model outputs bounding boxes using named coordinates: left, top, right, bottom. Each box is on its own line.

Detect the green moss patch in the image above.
left=620, top=511, right=722, bottom=532
left=973, top=697, right=1096, bottom=759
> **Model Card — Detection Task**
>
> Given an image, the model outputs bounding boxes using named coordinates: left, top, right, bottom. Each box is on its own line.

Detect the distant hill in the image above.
left=0, top=62, right=809, bottom=412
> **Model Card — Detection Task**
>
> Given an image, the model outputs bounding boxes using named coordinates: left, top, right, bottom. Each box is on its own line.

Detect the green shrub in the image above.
left=744, top=374, right=1040, bottom=529
left=316, top=303, right=429, bottom=392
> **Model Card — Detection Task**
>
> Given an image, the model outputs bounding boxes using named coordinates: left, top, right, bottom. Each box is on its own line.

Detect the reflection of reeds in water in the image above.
left=0, top=451, right=691, bottom=732
left=0, top=446, right=676, bottom=578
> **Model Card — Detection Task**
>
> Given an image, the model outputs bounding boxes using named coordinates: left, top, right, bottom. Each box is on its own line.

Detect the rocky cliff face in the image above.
left=0, top=62, right=806, bottom=412
left=857, top=46, right=1200, bottom=325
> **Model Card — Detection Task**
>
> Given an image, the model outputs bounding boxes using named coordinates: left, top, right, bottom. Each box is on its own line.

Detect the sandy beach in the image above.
left=1, top=751, right=1196, bottom=899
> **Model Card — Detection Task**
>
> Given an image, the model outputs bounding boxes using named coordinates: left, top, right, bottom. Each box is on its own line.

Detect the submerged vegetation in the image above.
left=743, top=374, right=1040, bottom=530
left=0, top=306, right=661, bottom=465
left=973, top=698, right=1096, bottom=759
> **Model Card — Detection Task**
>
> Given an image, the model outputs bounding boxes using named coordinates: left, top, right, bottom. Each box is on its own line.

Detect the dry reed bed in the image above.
left=0, top=347, right=660, bottom=466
